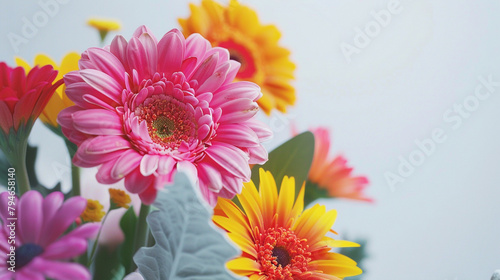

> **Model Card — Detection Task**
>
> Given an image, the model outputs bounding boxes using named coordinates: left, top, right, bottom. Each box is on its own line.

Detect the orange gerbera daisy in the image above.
left=179, top=0, right=296, bottom=114
left=213, top=169, right=362, bottom=279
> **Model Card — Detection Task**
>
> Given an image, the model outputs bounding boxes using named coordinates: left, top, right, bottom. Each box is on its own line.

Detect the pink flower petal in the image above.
left=19, top=190, right=43, bottom=244
left=30, top=258, right=91, bottom=280
left=42, top=192, right=64, bottom=230
left=222, top=60, right=240, bottom=86
left=96, top=159, right=122, bottom=184
left=197, top=162, right=222, bottom=192
left=72, top=109, right=123, bottom=136
left=244, top=119, right=273, bottom=141
left=132, top=25, right=158, bottom=43
left=218, top=98, right=259, bottom=123
left=185, top=33, right=210, bottom=64
left=197, top=61, right=231, bottom=94
left=247, top=144, right=268, bottom=165
left=85, top=135, right=131, bottom=155
left=84, top=47, right=126, bottom=85
left=206, top=142, right=250, bottom=180
left=210, top=81, right=261, bottom=108
left=39, top=196, right=87, bottom=247
left=157, top=30, right=185, bottom=77
left=190, top=53, right=219, bottom=84
left=140, top=154, right=159, bottom=176
left=215, top=124, right=259, bottom=147
left=138, top=183, right=158, bottom=205
left=111, top=149, right=142, bottom=180
left=124, top=167, right=153, bottom=195
left=110, top=35, right=129, bottom=71
left=42, top=237, right=87, bottom=259
left=61, top=223, right=100, bottom=240
left=138, top=33, right=158, bottom=76
left=127, top=37, right=150, bottom=80
left=80, top=69, right=122, bottom=104
left=74, top=139, right=125, bottom=168
left=157, top=156, right=176, bottom=175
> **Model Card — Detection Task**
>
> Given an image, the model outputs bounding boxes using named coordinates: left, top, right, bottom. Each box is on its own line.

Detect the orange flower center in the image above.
left=135, top=95, right=197, bottom=150
left=256, top=227, right=311, bottom=280
left=218, top=40, right=256, bottom=79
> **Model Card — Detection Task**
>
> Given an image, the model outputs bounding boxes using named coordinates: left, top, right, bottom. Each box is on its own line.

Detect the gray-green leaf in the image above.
left=133, top=173, right=241, bottom=280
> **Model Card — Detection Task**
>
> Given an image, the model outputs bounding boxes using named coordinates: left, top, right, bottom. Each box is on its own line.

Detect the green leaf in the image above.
left=303, top=180, right=331, bottom=207
left=91, top=245, right=126, bottom=280
left=250, top=131, right=315, bottom=194
left=133, top=173, right=240, bottom=280
left=120, top=206, right=138, bottom=275
left=340, top=238, right=369, bottom=280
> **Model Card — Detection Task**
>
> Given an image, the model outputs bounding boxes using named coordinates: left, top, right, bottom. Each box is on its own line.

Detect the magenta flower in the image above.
left=0, top=191, right=99, bottom=280
left=58, top=26, right=271, bottom=205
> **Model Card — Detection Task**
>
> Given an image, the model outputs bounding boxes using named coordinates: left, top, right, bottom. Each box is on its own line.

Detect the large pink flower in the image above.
left=58, top=26, right=271, bottom=205
left=0, top=191, right=99, bottom=280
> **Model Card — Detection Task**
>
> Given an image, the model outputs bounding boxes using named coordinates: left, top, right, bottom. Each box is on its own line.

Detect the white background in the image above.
left=1, top=0, right=500, bottom=279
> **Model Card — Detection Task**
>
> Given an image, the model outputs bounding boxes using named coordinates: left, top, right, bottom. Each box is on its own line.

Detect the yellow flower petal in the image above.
left=226, top=257, right=260, bottom=275
left=213, top=169, right=363, bottom=279
left=179, top=0, right=296, bottom=114
left=87, top=18, right=121, bottom=32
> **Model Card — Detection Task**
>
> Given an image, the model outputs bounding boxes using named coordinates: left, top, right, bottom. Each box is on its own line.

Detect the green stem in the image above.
left=9, top=139, right=30, bottom=195
left=87, top=213, right=109, bottom=266
left=71, top=164, right=81, bottom=197
left=63, top=138, right=80, bottom=197
left=130, top=203, right=150, bottom=271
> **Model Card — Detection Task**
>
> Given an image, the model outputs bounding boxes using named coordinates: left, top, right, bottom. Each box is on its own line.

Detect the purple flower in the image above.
left=0, top=191, right=99, bottom=280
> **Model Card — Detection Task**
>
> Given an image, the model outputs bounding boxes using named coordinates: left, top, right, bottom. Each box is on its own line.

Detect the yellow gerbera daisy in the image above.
left=179, top=0, right=296, bottom=114
left=213, top=169, right=362, bottom=279
left=87, top=18, right=121, bottom=42
left=15, top=52, right=80, bottom=128
left=87, top=18, right=121, bottom=32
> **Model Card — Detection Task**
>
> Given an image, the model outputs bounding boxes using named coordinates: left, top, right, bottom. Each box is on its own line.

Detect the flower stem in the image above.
left=87, top=213, right=109, bottom=266
left=63, top=138, right=81, bottom=197
left=13, top=155, right=30, bottom=195
left=71, top=164, right=81, bottom=197
left=130, top=203, right=151, bottom=271
left=9, top=140, right=30, bottom=195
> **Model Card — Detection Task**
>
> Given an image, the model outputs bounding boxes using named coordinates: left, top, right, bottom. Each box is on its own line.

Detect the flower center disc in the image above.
left=16, top=243, right=44, bottom=269
left=135, top=94, right=197, bottom=150
left=256, top=227, right=311, bottom=279
left=153, top=116, right=175, bottom=138
left=272, top=246, right=291, bottom=267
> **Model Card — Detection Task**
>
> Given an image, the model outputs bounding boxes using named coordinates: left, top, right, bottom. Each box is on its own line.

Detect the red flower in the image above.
left=0, top=62, right=63, bottom=135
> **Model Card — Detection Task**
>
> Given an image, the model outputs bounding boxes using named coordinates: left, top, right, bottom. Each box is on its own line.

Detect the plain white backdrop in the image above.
left=1, top=0, right=500, bottom=279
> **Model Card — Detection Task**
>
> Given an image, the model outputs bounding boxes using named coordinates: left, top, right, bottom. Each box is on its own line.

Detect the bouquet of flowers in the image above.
left=0, top=1, right=372, bottom=279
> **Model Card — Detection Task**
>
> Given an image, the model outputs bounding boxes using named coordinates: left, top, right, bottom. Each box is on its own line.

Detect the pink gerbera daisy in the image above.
left=309, top=127, right=372, bottom=202
left=0, top=190, right=99, bottom=280
left=58, top=26, right=271, bottom=205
